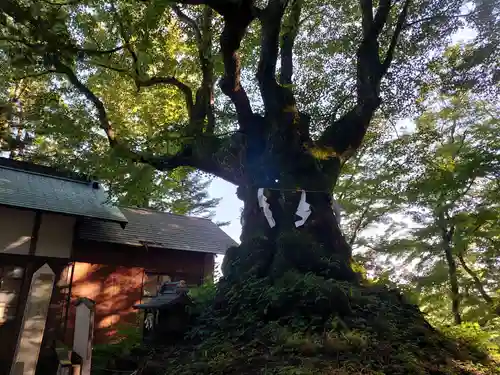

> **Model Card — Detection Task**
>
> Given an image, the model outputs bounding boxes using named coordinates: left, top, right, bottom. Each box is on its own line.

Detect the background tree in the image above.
left=346, top=91, right=500, bottom=332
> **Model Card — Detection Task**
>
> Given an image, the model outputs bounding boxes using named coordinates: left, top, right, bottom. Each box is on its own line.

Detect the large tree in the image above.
left=1, top=0, right=499, bottom=372
left=0, top=0, right=477, bottom=279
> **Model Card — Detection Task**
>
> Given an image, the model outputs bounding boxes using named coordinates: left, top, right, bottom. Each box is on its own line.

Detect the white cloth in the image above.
left=295, top=190, right=311, bottom=227
left=258, top=188, right=276, bottom=228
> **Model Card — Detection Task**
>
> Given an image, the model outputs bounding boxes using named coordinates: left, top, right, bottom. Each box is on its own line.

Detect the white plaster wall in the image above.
left=0, top=206, right=34, bottom=255
left=36, top=213, right=75, bottom=258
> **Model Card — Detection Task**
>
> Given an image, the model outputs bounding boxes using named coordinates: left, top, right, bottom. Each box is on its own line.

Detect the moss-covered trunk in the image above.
left=228, top=181, right=356, bottom=283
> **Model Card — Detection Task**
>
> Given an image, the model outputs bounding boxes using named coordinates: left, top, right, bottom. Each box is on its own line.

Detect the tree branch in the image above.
left=92, top=62, right=130, bottom=74
left=13, top=70, right=56, bottom=81
left=172, top=5, right=203, bottom=46
left=256, top=0, right=288, bottom=113
left=137, top=76, right=194, bottom=118
left=51, top=58, right=234, bottom=180
left=218, top=0, right=256, bottom=128
left=0, top=36, right=124, bottom=56
left=110, top=0, right=141, bottom=80
left=41, top=0, right=80, bottom=5
left=381, top=0, right=411, bottom=75
left=359, top=0, right=374, bottom=36
left=280, top=0, right=303, bottom=85
left=457, top=253, right=494, bottom=305
left=166, top=5, right=214, bottom=130
left=404, top=9, right=481, bottom=28
left=372, top=0, right=391, bottom=36
left=317, top=0, right=411, bottom=160
left=176, top=0, right=257, bottom=18
left=194, top=6, right=215, bottom=133
left=52, top=59, right=116, bottom=146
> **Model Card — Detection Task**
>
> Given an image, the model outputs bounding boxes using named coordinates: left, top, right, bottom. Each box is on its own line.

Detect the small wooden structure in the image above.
left=134, top=281, right=192, bottom=344
left=0, top=157, right=235, bottom=373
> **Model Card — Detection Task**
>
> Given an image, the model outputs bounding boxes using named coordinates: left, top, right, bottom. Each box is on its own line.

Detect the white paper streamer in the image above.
left=145, top=312, right=154, bottom=330
left=258, top=188, right=276, bottom=228
left=295, top=190, right=311, bottom=227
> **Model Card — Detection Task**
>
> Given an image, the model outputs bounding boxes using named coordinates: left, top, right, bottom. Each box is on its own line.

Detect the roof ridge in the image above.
left=119, top=205, right=213, bottom=221
left=0, top=157, right=95, bottom=185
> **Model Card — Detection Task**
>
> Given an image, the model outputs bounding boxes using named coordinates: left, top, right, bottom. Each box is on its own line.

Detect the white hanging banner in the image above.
left=258, top=188, right=276, bottom=228
left=295, top=190, right=311, bottom=227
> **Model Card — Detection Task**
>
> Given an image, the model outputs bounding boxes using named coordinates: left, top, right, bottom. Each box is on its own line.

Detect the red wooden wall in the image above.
left=59, top=240, right=215, bottom=344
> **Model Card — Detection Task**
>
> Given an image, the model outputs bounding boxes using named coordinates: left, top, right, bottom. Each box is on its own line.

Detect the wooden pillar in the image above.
left=7, top=212, right=42, bottom=374
left=10, top=263, right=56, bottom=375
left=73, top=298, right=95, bottom=375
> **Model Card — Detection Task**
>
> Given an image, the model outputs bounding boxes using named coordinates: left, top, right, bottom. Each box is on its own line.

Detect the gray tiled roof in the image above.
left=77, top=207, right=237, bottom=255
left=0, top=158, right=127, bottom=224
left=133, top=293, right=188, bottom=309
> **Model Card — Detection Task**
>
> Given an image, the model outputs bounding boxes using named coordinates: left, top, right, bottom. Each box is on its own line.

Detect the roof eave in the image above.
left=0, top=202, right=129, bottom=225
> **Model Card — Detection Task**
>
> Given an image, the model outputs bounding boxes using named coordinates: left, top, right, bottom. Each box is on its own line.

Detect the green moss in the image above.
left=128, top=237, right=499, bottom=375
left=135, top=270, right=499, bottom=375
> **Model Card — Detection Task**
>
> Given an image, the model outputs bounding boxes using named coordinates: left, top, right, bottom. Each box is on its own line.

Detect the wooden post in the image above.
left=73, top=298, right=95, bottom=375
left=10, top=263, right=56, bottom=375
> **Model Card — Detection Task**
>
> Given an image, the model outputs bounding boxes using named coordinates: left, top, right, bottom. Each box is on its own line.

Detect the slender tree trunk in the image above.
left=440, top=224, right=462, bottom=325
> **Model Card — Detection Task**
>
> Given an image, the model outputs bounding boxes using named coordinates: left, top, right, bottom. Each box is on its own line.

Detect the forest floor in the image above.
left=131, top=276, right=500, bottom=375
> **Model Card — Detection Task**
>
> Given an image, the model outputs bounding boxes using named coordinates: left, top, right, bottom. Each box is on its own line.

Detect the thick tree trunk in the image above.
left=222, top=170, right=357, bottom=284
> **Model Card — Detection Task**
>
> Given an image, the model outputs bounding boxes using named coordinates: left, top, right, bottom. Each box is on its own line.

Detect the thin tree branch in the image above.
left=13, top=70, right=56, bottom=81
left=51, top=59, right=231, bottom=179
left=457, top=253, right=494, bottom=305
left=137, top=76, right=194, bottom=117
left=92, top=62, right=130, bottom=74
left=0, top=36, right=124, bottom=56
left=172, top=5, right=203, bottom=46
left=404, top=10, right=481, bottom=28
left=52, top=59, right=117, bottom=146
left=41, top=0, right=80, bottom=5
left=168, top=5, right=213, bottom=128
left=199, top=6, right=215, bottom=133
left=110, top=0, right=140, bottom=79
left=348, top=199, right=374, bottom=246
left=381, top=0, right=411, bottom=75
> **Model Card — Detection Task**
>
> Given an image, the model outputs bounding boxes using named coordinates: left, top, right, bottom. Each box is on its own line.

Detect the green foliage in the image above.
left=441, top=322, right=500, bottom=361
left=157, top=266, right=499, bottom=374
left=0, top=0, right=220, bottom=217
left=188, top=278, right=217, bottom=316
left=340, top=83, right=500, bottom=337
left=91, top=324, right=142, bottom=375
